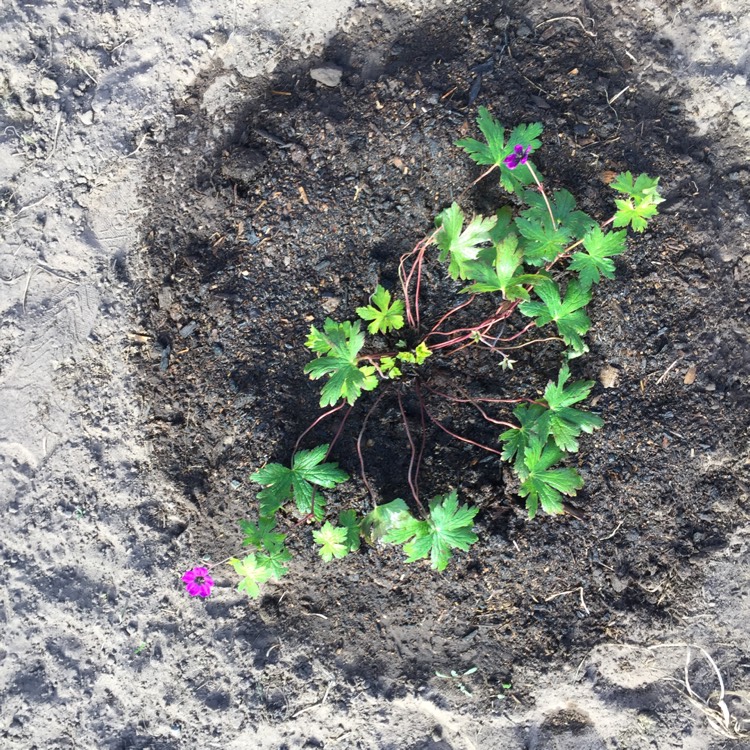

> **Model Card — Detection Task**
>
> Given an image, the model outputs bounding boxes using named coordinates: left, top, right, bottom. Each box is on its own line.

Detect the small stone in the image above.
left=516, top=23, right=532, bottom=38
left=179, top=321, right=198, bottom=338
left=79, top=110, right=94, bottom=125
left=494, top=14, right=509, bottom=30
left=39, top=77, right=59, bottom=96
left=310, top=64, right=343, bottom=87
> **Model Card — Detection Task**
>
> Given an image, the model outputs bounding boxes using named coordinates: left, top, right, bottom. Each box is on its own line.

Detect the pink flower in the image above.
left=182, top=566, right=214, bottom=597
left=504, top=144, right=532, bottom=170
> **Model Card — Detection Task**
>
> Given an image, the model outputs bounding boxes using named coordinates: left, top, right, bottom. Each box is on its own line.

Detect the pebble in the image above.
left=78, top=110, right=94, bottom=125
left=179, top=321, right=198, bottom=338
left=310, top=64, right=343, bottom=87
left=39, top=77, right=58, bottom=96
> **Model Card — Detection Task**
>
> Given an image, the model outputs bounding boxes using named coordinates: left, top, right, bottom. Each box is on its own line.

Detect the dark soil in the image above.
left=134, top=0, right=750, bottom=714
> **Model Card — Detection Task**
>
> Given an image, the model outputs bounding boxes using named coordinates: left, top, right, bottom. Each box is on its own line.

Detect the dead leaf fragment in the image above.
left=599, top=365, right=619, bottom=388
left=684, top=364, right=697, bottom=385
left=321, top=296, right=340, bottom=313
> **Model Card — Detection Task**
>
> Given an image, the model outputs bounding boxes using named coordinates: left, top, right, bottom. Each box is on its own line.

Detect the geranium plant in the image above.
left=181, top=107, right=663, bottom=598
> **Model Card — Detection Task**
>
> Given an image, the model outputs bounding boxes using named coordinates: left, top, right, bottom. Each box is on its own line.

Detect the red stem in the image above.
left=397, top=392, right=427, bottom=515
left=424, top=406, right=506, bottom=457
left=422, top=383, right=526, bottom=407
left=326, top=404, right=354, bottom=458
left=356, top=389, right=389, bottom=503
left=294, top=402, right=347, bottom=454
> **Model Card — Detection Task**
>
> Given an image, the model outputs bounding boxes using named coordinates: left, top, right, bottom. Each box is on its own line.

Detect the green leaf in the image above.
left=455, top=108, right=544, bottom=195
left=250, top=445, right=348, bottom=517
left=396, top=341, right=432, bottom=365
left=455, top=106, right=507, bottom=166
left=521, top=189, right=597, bottom=241
left=462, top=231, right=545, bottom=299
left=542, top=363, right=595, bottom=410
left=515, top=215, right=572, bottom=266
left=380, top=356, right=402, bottom=378
left=338, top=509, right=361, bottom=552
left=611, top=172, right=664, bottom=233
left=519, top=278, right=592, bottom=354
left=384, top=490, right=478, bottom=571
left=356, top=285, right=405, bottom=335
left=381, top=510, right=428, bottom=546
left=488, top=205, right=514, bottom=245
left=539, top=364, right=603, bottom=452
left=435, top=202, right=496, bottom=280
left=499, top=122, right=544, bottom=194
left=313, top=521, right=350, bottom=562
left=499, top=402, right=547, bottom=469
left=256, top=546, right=292, bottom=579
left=304, top=318, right=379, bottom=406
left=413, top=341, right=432, bottom=364
left=230, top=554, right=273, bottom=598
left=239, top=517, right=286, bottom=552
left=361, top=498, right=411, bottom=543
left=517, top=436, right=583, bottom=518
left=568, top=226, right=627, bottom=288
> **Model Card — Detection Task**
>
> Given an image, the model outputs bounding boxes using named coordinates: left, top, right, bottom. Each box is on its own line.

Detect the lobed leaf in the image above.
left=230, top=554, right=273, bottom=598
left=250, top=445, right=348, bottom=518
left=361, top=498, right=411, bottom=543
left=256, top=546, right=292, bottom=579
left=356, top=285, right=406, bottom=335
left=435, top=202, right=496, bottom=280
left=538, top=364, right=603, bottom=452
left=515, top=216, right=572, bottom=266
left=239, top=516, right=286, bottom=552
left=568, top=226, right=627, bottom=288
left=313, top=521, right=350, bottom=562
left=611, top=172, right=664, bottom=233
left=462, top=232, right=544, bottom=299
left=520, top=189, right=597, bottom=241
left=517, top=436, right=583, bottom=518
left=338, top=509, right=362, bottom=552
left=384, top=490, right=478, bottom=571
left=519, top=278, right=592, bottom=354
left=455, top=107, right=543, bottom=195
left=304, top=318, right=379, bottom=406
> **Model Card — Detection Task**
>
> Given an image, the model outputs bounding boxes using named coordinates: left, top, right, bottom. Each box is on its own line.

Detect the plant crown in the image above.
left=218, top=107, right=662, bottom=598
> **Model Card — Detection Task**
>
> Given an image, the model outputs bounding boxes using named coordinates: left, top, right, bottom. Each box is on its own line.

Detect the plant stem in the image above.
left=424, top=406, right=506, bottom=457
left=356, top=389, right=389, bottom=503
left=294, top=402, right=347, bottom=454
left=527, top=162, right=556, bottom=230
left=422, top=385, right=527, bottom=406
left=397, top=391, right=427, bottom=516
left=326, top=404, right=354, bottom=457
left=545, top=215, right=616, bottom=271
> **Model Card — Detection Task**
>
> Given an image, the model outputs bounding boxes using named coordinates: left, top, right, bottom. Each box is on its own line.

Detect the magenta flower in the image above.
left=504, top=144, right=532, bottom=170
left=182, top=566, right=214, bottom=597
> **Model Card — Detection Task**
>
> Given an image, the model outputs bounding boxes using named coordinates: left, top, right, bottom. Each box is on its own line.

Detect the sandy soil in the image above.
left=1, top=0, right=749, bottom=748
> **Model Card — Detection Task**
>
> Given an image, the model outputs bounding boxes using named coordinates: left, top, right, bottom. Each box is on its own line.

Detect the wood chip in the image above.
left=298, top=186, right=310, bottom=205
left=684, top=364, right=697, bottom=385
